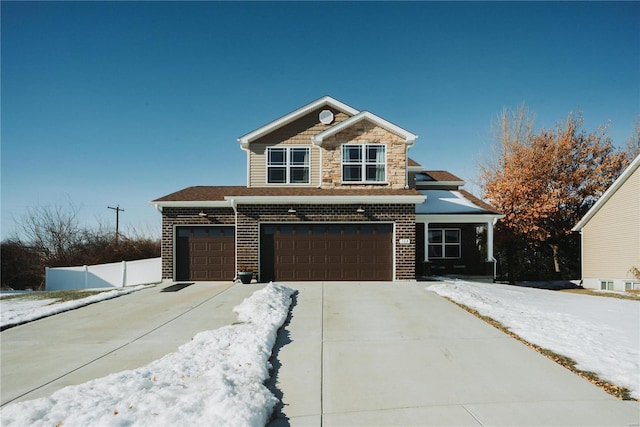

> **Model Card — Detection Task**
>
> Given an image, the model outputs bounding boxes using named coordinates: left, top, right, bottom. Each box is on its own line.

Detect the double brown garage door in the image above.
left=175, top=224, right=393, bottom=281
left=260, top=223, right=393, bottom=281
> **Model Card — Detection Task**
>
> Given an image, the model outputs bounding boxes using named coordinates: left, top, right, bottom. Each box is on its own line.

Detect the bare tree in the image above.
left=17, top=202, right=84, bottom=267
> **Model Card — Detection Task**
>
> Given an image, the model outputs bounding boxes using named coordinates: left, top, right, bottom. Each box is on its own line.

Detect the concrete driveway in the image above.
left=2, top=281, right=638, bottom=426
left=267, top=282, right=639, bottom=426
left=0, top=281, right=258, bottom=406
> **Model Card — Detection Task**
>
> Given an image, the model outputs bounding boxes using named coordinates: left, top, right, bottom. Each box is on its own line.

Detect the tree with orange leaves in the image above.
left=480, top=106, right=629, bottom=281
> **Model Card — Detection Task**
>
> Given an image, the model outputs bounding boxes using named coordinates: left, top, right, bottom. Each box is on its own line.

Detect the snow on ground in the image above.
left=0, top=282, right=295, bottom=427
left=0, top=286, right=149, bottom=330
left=427, top=280, right=640, bottom=399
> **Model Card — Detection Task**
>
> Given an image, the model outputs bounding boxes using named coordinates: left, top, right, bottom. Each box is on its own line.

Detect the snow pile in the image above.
left=1, top=286, right=150, bottom=329
left=0, top=282, right=295, bottom=427
left=428, top=281, right=640, bottom=399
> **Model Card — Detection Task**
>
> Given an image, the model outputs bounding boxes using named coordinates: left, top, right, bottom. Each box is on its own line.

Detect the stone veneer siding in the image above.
left=321, top=120, right=407, bottom=189
left=237, top=203, right=416, bottom=281
left=160, top=207, right=236, bottom=279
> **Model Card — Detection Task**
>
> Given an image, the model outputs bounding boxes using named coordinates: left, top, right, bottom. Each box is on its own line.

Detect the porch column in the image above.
left=486, top=220, right=494, bottom=262
left=423, top=222, right=429, bottom=262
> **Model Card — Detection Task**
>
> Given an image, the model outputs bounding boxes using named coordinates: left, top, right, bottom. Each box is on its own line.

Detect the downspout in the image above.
left=228, top=198, right=238, bottom=279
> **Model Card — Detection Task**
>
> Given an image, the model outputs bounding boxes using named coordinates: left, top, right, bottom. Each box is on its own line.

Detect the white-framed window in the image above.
left=267, top=147, right=310, bottom=184
left=600, top=280, right=614, bottom=291
left=428, top=229, right=461, bottom=259
left=624, top=281, right=639, bottom=291
left=341, top=144, right=386, bottom=183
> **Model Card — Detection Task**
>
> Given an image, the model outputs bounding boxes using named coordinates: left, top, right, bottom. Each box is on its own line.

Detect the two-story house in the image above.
left=151, top=96, right=502, bottom=282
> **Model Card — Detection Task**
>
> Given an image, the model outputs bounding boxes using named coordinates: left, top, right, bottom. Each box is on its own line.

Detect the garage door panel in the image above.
left=327, top=240, right=343, bottom=250
left=192, top=256, right=208, bottom=265
left=327, top=255, right=342, bottom=264
left=192, top=242, right=208, bottom=251
left=261, top=223, right=392, bottom=281
left=311, top=240, right=327, bottom=250
left=359, top=255, right=375, bottom=264
left=343, top=255, right=359, bottom=264
left=343, top=241, right=359, bottom=250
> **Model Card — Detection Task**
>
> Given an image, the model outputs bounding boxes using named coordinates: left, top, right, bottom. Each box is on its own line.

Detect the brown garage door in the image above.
left=176, top=226, right=235, bottom=281
left=260, top=223, right=393, bottom=281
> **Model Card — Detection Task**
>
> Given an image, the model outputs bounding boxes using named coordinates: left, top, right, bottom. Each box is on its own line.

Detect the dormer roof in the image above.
left=237, top=95, right=360, bottom=148
left=311, top=111, right=418, bottom=147
left=416, top=170, right=465, bottom=187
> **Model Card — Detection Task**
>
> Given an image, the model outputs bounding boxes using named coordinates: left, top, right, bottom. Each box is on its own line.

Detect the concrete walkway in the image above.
left=2, top=281, right=638, bottom=426
left=267, top=282, right=639, bottom=426
left=0, top=281, right=258, bottom=406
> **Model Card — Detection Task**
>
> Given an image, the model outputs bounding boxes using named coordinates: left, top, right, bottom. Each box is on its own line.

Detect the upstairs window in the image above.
left=428, top=229, right=461, bottom=259
left=342, top=144, right=386, bottom=183
left=267, top=147, right=310, bottom=184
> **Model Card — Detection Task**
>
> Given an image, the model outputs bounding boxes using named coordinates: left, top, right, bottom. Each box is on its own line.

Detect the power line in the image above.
left=107, top=205, right=125, bottom=242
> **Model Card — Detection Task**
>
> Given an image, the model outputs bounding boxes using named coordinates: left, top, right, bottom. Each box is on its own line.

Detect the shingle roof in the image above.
left=420, top=170, right=464, bottom=183
left=153, top=186, right=423, bottom=202
left=415, top=189, right=502, bottom=215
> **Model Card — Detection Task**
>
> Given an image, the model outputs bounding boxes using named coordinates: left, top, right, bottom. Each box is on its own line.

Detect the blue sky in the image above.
left=2, top=1, right=638, bottom=240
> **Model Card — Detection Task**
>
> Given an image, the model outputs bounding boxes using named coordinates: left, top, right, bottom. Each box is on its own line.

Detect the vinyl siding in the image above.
left=248, top=108, right=350, bottom=187
left=582, top=165, right=640, bottom=280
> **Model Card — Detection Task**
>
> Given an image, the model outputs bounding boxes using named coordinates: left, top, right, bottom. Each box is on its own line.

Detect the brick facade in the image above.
left=160, top=207, right=236, bottom=279
left=161, top=204, right=416, bottom=281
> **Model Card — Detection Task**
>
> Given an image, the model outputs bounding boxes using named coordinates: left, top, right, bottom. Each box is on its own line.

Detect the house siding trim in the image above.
left=312, top=110, right=418, bottom=147
left=238, top=96, right=359, bottom=148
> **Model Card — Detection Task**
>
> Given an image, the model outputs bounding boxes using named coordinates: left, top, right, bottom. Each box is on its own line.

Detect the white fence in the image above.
left=45, top=258, right=162, bottom=291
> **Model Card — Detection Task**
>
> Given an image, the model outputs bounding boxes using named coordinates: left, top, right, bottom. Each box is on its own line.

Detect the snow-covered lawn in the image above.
left=0, top=282, right=295, bottom=427
left=0, top=286, right=150, bottom=330
left=428, top=281, right=640, bottom=399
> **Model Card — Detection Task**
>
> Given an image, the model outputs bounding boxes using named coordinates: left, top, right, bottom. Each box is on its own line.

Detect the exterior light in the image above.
left=357, top=207, right=365, bottom=213
left=288, top=208, right=297, bottom=213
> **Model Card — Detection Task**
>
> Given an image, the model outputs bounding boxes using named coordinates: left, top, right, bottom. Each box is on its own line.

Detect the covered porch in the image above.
left=415, top=189, right=503, bottom=281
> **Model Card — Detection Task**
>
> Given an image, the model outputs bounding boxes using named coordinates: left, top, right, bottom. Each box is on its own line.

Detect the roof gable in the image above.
left=572, top=154, right=640, bottom=231
left=237, top=96, right=359, bottom=148
left=311, top=111, right=418, bottom=146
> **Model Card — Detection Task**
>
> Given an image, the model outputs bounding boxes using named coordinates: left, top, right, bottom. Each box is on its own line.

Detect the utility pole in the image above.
left=108, top=205, right=125, bottom=243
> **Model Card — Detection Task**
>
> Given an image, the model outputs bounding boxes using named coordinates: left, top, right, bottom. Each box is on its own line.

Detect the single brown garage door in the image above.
left=260, top=223, right=393, bottom=281
left=175, top=226, right=235, bottom=281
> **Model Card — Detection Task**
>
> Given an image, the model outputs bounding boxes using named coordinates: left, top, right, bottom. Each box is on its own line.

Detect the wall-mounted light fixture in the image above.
left=356, top=206, right=365, bottom=213
left=198, top=211, right=208, bottom=217
left=288, top=208, right=297, bottom=214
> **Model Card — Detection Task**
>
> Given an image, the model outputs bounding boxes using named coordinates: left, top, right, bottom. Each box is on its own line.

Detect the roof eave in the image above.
left=237, top=96, right=360, bottom=147
left=416, top=213, right=504, bottom=223
left=225, top=195, right=426, bottom=205
left=572, top=154, right=640, bottom=231
left=416, top=181, right=466, bottom=187
left=312, top=111, right=418, bottom=146
left=151, top=200, right=232, bottom=208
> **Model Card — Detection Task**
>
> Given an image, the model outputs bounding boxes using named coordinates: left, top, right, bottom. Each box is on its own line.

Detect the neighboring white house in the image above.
left=572, top=154, right=640, bottom=291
